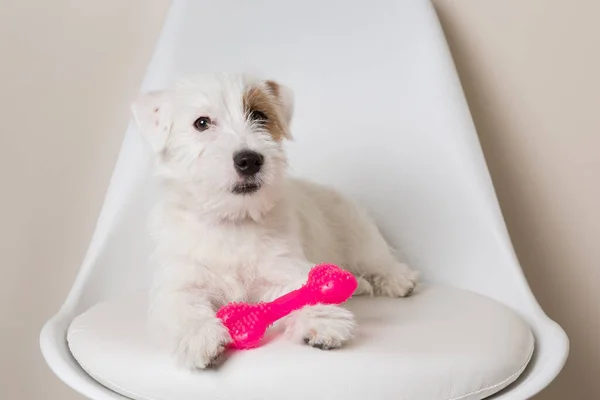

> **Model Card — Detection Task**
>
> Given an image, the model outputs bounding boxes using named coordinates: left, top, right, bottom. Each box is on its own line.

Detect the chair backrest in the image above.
left=66, top=0, right=540, bottom=321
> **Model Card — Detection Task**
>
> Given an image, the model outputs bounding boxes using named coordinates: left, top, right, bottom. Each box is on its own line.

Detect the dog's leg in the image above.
left=353, top=276, right=374, bottom=296
left=288, top=304, right=356, bottom=349
left=365, top=259, right=419, bottom=297
left=258, top=260, right=356, bottom=349
left=346, top=221, right=418, bottom=298
left=354, top=241, right=418, bottom=298
left=149, top=287, right=230, bottom=369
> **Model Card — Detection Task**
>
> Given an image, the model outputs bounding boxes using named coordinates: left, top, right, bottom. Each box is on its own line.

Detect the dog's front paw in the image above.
left=175, top=318, right=231, bottom=369
left=353, top=276, right=374, bottom=296
left=286, top=305, right=356, bottom=350
left=370, top=263, right=418, bottom=297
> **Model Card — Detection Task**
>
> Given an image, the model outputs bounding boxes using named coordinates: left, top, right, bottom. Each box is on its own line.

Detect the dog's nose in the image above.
left=233, top=150, right=264, bottom=176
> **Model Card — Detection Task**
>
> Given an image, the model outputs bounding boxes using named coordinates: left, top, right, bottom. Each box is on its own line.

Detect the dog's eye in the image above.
left=249, top=110, right=268, bottom=124
left=193, top=116, right=212, bottom=132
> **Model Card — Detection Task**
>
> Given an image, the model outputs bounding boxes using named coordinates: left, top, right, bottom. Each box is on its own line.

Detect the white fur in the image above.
left=132, top=73, right=418, bottom=369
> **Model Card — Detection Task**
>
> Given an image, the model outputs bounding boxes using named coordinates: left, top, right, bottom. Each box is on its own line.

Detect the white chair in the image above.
left=40, top=1, right=568, bottom=399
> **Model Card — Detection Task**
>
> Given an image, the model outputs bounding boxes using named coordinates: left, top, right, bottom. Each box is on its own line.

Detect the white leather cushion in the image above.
left=67, top=286, right=533, bottom=400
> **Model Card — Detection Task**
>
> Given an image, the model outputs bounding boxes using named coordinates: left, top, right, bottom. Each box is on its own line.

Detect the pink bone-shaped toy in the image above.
left=216, top=263, right=358, bottom=349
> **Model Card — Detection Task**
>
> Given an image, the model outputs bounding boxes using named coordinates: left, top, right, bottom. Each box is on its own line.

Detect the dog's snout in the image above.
left=233, top=150, right=264, bottom=176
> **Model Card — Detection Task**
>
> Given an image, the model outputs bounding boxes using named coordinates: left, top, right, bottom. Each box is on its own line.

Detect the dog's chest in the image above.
left=185, top=219, right=292, bottom=273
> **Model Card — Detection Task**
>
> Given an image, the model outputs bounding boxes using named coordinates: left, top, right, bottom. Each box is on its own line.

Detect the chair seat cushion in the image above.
left=67, top=285, right=533, bottom=400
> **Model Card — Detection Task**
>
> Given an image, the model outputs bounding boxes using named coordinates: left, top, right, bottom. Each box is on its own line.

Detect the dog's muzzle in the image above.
left=232, top=181, right=261, bottom=195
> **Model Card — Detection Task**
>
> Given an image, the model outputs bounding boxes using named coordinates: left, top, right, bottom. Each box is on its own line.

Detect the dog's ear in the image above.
left=131, top=90, right=173, bottom=153
left=265, top=80, right=294, bottom=140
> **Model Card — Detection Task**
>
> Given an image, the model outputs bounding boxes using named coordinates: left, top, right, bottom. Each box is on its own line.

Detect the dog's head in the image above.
left=132, top=74, right=294, bottom=221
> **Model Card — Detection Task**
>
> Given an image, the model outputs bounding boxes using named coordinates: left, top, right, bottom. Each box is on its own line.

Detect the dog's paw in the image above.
left=353, top=276, right=374, bottom=296
left=175, top=318, right=231, bottom=369
left=370, top=264, right=418, bottom=297
left=286, top=305, right=356, bottom=350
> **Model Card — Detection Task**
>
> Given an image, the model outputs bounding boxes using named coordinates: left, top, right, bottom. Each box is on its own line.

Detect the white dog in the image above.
left=132, top=73, right=418, bottom=369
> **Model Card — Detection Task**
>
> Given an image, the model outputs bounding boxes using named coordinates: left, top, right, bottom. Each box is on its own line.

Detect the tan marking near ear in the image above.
left=243, top=82, right=287, bottom=141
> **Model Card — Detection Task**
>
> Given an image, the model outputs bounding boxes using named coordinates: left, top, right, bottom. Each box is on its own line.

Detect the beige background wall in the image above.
left=0, top=1, right=597, bottom=399
left=434, top=1, right=600, bottom=397
left=0, top=1, right=170, bottom=398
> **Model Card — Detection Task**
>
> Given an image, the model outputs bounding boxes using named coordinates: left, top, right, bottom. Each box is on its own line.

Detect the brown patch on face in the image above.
left=243, top=82, right=287, bottom=141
